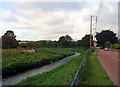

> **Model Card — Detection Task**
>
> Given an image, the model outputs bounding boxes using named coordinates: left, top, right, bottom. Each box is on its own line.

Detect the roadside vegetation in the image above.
left=12, top=51, right=87, bottom=86
left=81, top=52, right=113, bottom=85
left=105, top=41, right=120, bottom=49
left=111, top=43, right=120, bottom=49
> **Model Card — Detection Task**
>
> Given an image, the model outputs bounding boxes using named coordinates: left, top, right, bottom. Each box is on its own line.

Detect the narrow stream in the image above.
left=2, top=53, right=80, bottom=86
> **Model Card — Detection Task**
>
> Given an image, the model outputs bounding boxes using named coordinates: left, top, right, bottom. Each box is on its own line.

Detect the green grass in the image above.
left=12, top=51, right=87, bottom=86
left=82, top=52, right=113, bottom=85
left=18, top=41, right=28, bottom=44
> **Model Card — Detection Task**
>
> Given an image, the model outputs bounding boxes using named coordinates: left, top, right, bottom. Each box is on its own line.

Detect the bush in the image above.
left=105, top=41, right=112, bottom=48
left=2, top=36, right=18, bottom=49
left=112, top=44, right=120, bottom=49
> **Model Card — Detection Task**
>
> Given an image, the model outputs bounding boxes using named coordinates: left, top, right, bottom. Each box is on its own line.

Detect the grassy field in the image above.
left=2, top=48, right=82, bottom=77
left=11, top=51, right=87, bottom=86
left=81, top=52, right=113, bottom=85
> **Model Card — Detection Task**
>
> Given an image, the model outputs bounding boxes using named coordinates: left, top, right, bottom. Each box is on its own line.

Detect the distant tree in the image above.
left=58, top=35, right=73, bottom=48
left=27, top=42, right=38, bottom=49
left=95, top=30, right=118, bottom=48
left=2, top=30, right=18, bottom=49
left=70, top=41, right=78, bottom=48
left=36, top=40, right=47, bottom=48
left=77, top=40, right=82, bottom=47
left=65, top=34, right=73, bottom=41
left=36, top=40, right=58, bottom=48
left=105, top=41, right=112, bottom=48
left=4, top=30, right=16, bottom=38
left=118, top=39, right=120, bottom=44
left=78, top=34, right=93, bottom=48
left=45, top=41, right=58, bottom=48
left=58, top=36, right=66, bottom=47
left=53, top=41, right=58, bottom=47
left=2, top=36, right=18, bottom=49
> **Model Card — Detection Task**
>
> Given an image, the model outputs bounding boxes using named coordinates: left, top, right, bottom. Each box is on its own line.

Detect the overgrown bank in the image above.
left=11, top=51, right=87, bottom=86
left=2, top=48, right=83, bottom=78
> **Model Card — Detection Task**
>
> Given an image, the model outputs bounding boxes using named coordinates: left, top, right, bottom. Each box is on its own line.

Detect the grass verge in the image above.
left=81, top=52, right=113, bottom=86
left=11, top=51, right=87, bottom=86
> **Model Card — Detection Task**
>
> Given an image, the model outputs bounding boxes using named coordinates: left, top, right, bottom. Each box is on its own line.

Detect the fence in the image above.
left=71, top=57, right=86, bottom=87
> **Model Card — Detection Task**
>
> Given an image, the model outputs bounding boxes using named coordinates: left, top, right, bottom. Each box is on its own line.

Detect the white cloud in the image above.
left=0, top=0, right=119, bottom=2
left=0, top=11, right=18, bottom=22
left=97, top=2, right=118, bottom=34
left=0, top=2, right=118, bottom=41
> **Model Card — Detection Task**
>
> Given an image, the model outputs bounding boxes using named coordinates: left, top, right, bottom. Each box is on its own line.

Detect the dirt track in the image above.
left=98, top=49, right=120, bottom=86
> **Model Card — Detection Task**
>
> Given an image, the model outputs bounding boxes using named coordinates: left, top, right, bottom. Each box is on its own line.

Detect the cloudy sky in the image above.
left=0, top=0, right=119, bottom=41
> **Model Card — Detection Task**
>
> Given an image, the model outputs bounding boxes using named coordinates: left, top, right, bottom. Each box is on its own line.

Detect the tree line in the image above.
left=0, top=30, right=119, bottom=49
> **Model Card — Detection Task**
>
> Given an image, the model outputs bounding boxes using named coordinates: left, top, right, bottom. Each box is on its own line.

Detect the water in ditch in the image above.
left=2, top=52, right=80, bottom=86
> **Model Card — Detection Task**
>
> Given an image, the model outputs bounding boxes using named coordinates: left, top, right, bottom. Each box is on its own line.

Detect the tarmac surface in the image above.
left=98, top=49, right=120, bottom=86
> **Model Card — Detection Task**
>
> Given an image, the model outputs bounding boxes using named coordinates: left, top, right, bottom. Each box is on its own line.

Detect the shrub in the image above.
left=2, top=36, right=18, bottom=49
left=105, top=41, right=112, bottom=48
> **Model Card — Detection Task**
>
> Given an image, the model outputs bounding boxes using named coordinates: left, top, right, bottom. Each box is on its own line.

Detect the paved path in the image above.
left=2, top=53, right=80, bottom=86
left=98, top=49, right=120, bottom=86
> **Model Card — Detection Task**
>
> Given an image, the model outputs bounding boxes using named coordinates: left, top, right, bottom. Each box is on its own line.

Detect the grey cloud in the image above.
left=97, top=2, right=118, bottom=33
left=1, top=2, right=118, bottom=41
left=81, top=2, right=118, bottom=36
left=0, top=11, right=18, bottom=23
left=9, top=2, right=86, bottom=11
